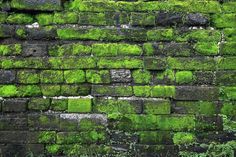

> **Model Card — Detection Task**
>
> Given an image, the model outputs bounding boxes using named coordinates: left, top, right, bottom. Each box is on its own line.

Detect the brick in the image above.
left=51, top=99, right=67, bottom=111
left=217, top=57, right=236, bottom=70
left=194, top=71, right=214, bottom=85
left=110, top=69, right=131, bottom=83
left=194, top=42, right=219, bottom=56
left=0, top=131, right=28, bottom=143
left=60, top=85, right=91, bottom=96
left=175, top=71, right=194, bottom=84
left=28, top=98, right=50, bottom=111
left=0, top=85, right=18, bottom=97
left=41, top=85, right=61, bottom=97
left=147, top=29, right=174, bottom=41
left=54, top=12, right=78, bottom=24
left=144, top=57, right=167, bottom=70
left=176, top=86, right=219, bottom=100
left=2, top=99, right=27, bottom=112
left=185, top=13, right=209, bottom=26
left=40, top=70, right=63, bottom=83
left=28, top=114, right=60, bottom=130
left=156, top=12, right=183, bottom=26
left=68, top=98, right=92, bottom=113
left=220, top=42, right=236, bottom=56
left=143, top=99, right=171, bottom=114
left=0, top=114, right=27, bottom=130
left=196, top=115, right=223, bottom=131
left=216, top=71, right=236, bottom=85
left=6, top=13, right=33, bottom=24
left=138, top=131, right=172, bottom=144
left=212, top=14, right=236, bottom=28
left=22, top=44, right=47, bottom=57
left=17, top=70, right=39, bottom=84
left=220, top=102, right=236, bottom=117
left=132, top=69, right=152, bottom=84
left=10, top=0, right=62, bottom=11
left=0, top=44, right=22, bottom=56
left=220, top=86, right=236, bottom=100
left=133, top=86, right=175, bottom=98
left=131, top=12, right=155, bottom=26
left=17, top=85, right=42, bottom=97
left=0, top=70, right=16, bottom=83
left=93, top=98, right=142, bottom=114
left=92, top=85, right=133, bottom=97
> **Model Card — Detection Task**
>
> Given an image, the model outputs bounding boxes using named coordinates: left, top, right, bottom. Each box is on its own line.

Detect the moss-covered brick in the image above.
left=15, top=28, right=27, bottom=38
left=72, top=44, right=91, bottom=56
left=151, top=85, right=175, bottom=98
left=173, top=132, right=196, bottom=145
left=133, top=85, right=175, bottom=98
left=51, top=99, right=68, bottom=111
left=93, top=98, right=141, bottom=114
left=176, top=29, right=221, bottom=42
left=194, top=42, right=219, bottom=56
left=92, top=43, right=117, bottom=56
left=168, top=57, right=216, bottom=70
left=49, top=44, right=91, bottom=56
left=220, top=87, right=236, bottom=100
left=35, top=14, right=54, bottom=25
left=131, top=12, right=155, bottom=26
left=64, top=70, right=85, bottom=83
left=118, top=44, right=142, bottom=56
left=212, top=14, right=236, bottom=28
left=41, top=85, right=61, bottom=97
left=54, top=12, right=78, bottom=24
left=222, top=2, right=236, bottom=13
left=6, top=13, right=33, bottom=24
left=108, top=114, right=195, bottom=131
left=38, top=131, right=56, bottom=143
left=175, top=101, right=216, bottom=115
left=216, top=71, right=236, bottom=85
left=40, top=70, right=63, bottom=83
left=92, top=85, right=133, bottom=96
left=0, top=12, right=7, bottom=23
left=97, top=57, right=143, bottom=69
left=60, top=85, right=90, bottom=96
left=175, top=71, right=194, bottom=84
left=28, top=98, right=50, bottom=111
left=10, top=0, right=62, bottom=11
left=155, top=69, right=175, bottom=84
left=86, top=70, right=110, bottom=84
left=0, top=85, right=17, bottom=97
left=68, top=98, right=92, bottom=113
left=79, top=12, right=106, bottom=25
left=224, top=28, right=236, bottom=41
left=138, top=131, right=172, bottom=144
left=221, top=42, right=236, bottom=56
left=56, top=131, right=106, bottom=144
left=17, top=70, right=39, bottom=84
left=132, top=69, right=152, bottom=84
left=217, top=57, right=236, bottom=70
left=0, top=44, right=21, bottom=56
left=50, top=57, right=96, bottom=69
left=143, top=43, right=154, bottom=56
left=144, top=57, right=167, bottom=70
left=143, top=99, right=171, bottom=114
left=57, top=28, right=125, bottom=41
left=187, top=1, right=221, bottom=13
left=147, top=29, right=174, bottom=41
left=221, top=102, right=236, bottom=117
left=17, top=85, right=42, bottom=97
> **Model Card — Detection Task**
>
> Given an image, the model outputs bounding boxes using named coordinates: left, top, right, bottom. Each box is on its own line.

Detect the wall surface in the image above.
left=0, top=0, right=235, bottom=156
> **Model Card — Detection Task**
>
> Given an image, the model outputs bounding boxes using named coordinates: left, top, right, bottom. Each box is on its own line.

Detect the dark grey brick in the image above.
left=0, top=70, right=16, bottom=83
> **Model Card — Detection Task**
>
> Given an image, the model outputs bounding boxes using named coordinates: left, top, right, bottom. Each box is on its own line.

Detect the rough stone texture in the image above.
left=0, top=0, right=235, bottom=156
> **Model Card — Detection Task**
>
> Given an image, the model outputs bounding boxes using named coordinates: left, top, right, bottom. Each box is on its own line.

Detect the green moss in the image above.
left=38, top=131, right=56, bottom=143
left=138, top=131, right=170, bottom=144
left=7, top=13, right=33, bottom=24
left=64, top=70, right=85, bottom=83
left=68, top=98, right=92, bottom=113
left=222, top=2, right=236, bottom=13
left=187, top=1, right=221, bottom=13
left=131, top=12, right=155, bottom=26
left=221, top=42, right=236, bottom=55
left=0, top=85, right=18, bottom=97
left=0, top=12, right=7, bottom=23
left=194, top=42, right=219, bottom=56
left=79, top=12, right=106, bottom=25
left=224, top=29, right=236, bottom=41
left=133, top=86, right=152, bottom=97
left=156, top=69, right=175, bottom=83
left=41, top=85, right=61, bottom=97
left=175, top=71, right=194, bottom=84
left=92, top=43, right=117, bottom=56
left=147, top=29, right=174, bottom=41
left=212, top=14, right=236, bottom=28
left=15, top=28, right=26, bottom=38
left=97, top=57, right=143, bottom=69
left=217, top=57, right=236, bottom=70
left=28, top=98, right=50, bottom=111
left=17, top=70, right=39, bottom=84
left=0, top=44, right=21, bottom=56
left=132, top=69, right=152, bottom=84
left=176, top=30, right=221, bottom=42
left=118, top=44, right=142, bottom=56
left=35, top=14, right=54, bottom=25
left=79, top=118, right=105, bottom=130
left=198, top=101, right=216, bottom=115
left=168, top=57, right=216, bottom=70
left=54, top=12, right=78, bottom=24
left=221, top=102, right=236, bottom=116
left=151, top=85, right=176, bottom=98
left=61, top=57, right=96, bottom=69
left=86, top=70, right=110, bottom=84
left=220, top=86, right=236, bottom=100
left=143, top=43, right=154, bottom=56
left=143, top=100, right=171, bottom=114
left=173, top=132, right=196, bottom=145
left=72, top=44, right=91, bottom=55
left=46, top=144, right=61, bottom=154
left=17, top=85, right=42, bottom=97
left=40, top=70, right=63, bottom=83
left=51, top=99, right=68, bottom=111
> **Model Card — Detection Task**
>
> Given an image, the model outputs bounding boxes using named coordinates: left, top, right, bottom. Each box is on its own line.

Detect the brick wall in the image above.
left=0, top=0, right=235, bottom=156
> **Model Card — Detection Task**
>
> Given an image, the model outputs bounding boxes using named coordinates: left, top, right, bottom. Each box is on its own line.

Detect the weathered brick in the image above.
left=217, top=57, right=236, bottom=70
left=64, top=70, right=85, bottom=83
left=216, top=71, right=236, bottom=85
left=0, top=114, right=27, bottom=130
left=194, top=71, right=214, bottom=85
left=220, top=42, right=236, bottom=56
left=131, top=12, right=155, bottom=26
left=0, top=70, right=16, bottom=83
left=17, top=70, right=39, bottom=84
left=220, top=86, right=236, bottom=100
left=110, top=69, right=131, bottom=83
left=40, top=70, right=63, bottom=83
left=86, top=70, right=111, bottom=84
left=28, top=98, right=50, bottom=111
left=41, top=85, right=61, bottom=97
left=156, top=12, right=183, bottom=26
left=28, top=114, right=60, bottom=130
left=143, top=99, right=171, bottom=114
left=176, top=86, right=219, bottom=100
left=92, top=85, right=133, bottom=97
left=22, top=44, right=47, bottom=57
left=144, top=57, right=167, bottom=70
left=2, top=99, right=27, bottom=112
